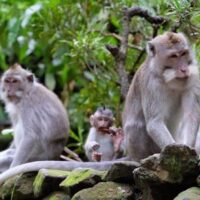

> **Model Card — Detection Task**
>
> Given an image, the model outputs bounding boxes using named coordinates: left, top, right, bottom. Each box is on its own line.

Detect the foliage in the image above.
left=0, top=0, right=200, bottom=154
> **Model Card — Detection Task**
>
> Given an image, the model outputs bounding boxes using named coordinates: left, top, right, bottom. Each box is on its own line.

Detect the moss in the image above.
left=71, top=182, right=134, bottom=200
left=33, top=169, right=69, bottom=198
left=60, top=168, right=105, bottom=187
left=42, top=191, right=70, bottom=200
left=0, top=176, right=20, bottom=200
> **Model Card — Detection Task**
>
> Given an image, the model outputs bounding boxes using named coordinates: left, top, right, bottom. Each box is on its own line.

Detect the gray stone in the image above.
left=71, top=181, right=134, bottom=200
left=0, top=172, right=37, bottom=200
left=60, top=168, right=105, bottom=196
left=103, top=161, right=139, bottom=183
left=42, top=191, right=70, bottom=200
left=174, top=187, right=200, bottom=200
left=33, top=169, right=69, bottom=198
left=133, top=144, right=199, bottom=200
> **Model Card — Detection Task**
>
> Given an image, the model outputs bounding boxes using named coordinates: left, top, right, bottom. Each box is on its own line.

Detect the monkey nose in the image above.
left=180, top=68, right=187, bottom=73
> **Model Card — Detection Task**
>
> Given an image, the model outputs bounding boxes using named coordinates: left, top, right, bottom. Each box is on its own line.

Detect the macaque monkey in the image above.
left=123, top=32, right=200, bottom=162
left=84, top=107, right=125, bottom=162
left=0, top=64, right=69, bottom=172
left=0, top=32, right=198, bottom=183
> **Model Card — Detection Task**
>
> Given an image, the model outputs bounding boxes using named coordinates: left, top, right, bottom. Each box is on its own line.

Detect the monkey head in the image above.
left=90, top=107, right=114, bottom=132
left=146, top=32, right=199, bottom=90
left=1, top=64, right=35, bottom=102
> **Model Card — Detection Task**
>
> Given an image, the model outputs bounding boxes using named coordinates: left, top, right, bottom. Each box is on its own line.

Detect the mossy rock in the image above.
left=60, top=168, right=105, bottom=187
left=0, top=175, right=21, bottom=200
left=33, top=169, right=70, bottom=198
left=60, top=168, right=105, bottom=196
left=42, top=191, right=70, bottom=200
left=0, top=172, right=37, bottom=200
left=174, top=187, right=200, bottom=200
left=71, top=181, right=134, bottom=200
left=103, top=161, right=139, bottom=183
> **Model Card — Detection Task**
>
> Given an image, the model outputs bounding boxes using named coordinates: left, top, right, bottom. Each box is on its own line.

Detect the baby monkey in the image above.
left=84, top=107, right=125, bottom=162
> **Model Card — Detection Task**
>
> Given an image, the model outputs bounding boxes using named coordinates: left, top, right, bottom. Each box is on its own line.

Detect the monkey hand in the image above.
left=90, top=142, right=100, bottom=151
left=92, top=151, right=102, bottom=162
left=111, top=127, right=124, bottom=152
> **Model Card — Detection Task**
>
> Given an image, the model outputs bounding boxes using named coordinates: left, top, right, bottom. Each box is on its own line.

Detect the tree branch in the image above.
left=127, top=6, right=167, bottom=24
left=107, top=6, right=167, bottom=100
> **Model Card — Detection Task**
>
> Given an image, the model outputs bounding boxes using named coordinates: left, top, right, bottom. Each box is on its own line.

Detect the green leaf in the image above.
left=45, top=73, right=56, bottom=91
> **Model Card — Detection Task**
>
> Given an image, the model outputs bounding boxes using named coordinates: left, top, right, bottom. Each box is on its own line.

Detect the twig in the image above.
left=63, top=147, right=83, bottom=162
left=60, top=155, right=77, bottom=161
left=126, top=6, right=167, bottom=24
left=115, top=7, right=131, bottom=100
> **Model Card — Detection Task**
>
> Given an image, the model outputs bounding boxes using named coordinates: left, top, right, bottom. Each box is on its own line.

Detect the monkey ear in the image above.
left=146, top=42, right=156, bottom=57
left=90, top=115, right=95, bottom=126
left=27, top=74, right=34, bottom=82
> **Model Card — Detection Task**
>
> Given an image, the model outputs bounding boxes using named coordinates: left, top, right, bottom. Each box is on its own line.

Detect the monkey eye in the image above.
left=98, top=117, right=103, bottom=121
left=164, top=66, right=172, bottom=70
left=181, top=50, right=188, bottom=57
left=169, top=54, right=178, bottom=58
left=188, top=60, right=192, bottom=65
left=12, top=79, right=18, bottom=83
left=4, top=79, right=10, bottom=83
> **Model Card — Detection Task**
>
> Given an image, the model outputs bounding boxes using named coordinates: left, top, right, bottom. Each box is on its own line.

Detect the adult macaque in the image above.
left=123, top=32, right=200, bottom=161
left=84, top=107, right=125, bottom=162
left=0, top=64, right=69, bottom=172
left=0, top=32, right=198, bottom=183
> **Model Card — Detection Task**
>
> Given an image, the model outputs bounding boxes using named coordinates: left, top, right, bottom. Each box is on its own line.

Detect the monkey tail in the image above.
left=0, top=160, right=140, bottom=184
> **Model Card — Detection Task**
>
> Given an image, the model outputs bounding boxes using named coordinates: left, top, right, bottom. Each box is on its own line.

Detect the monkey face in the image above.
left=96, top=116, right=113, bottom=129
left=1, top=64, right=35, bottom=102
left=90, top=114, right=113, bottom=131
left=147, top=32, right=199, bottom=90
left=1, top=76, right=24, bottom=101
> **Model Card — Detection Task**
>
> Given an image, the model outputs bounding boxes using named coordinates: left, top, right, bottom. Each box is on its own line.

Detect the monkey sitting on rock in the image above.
left=123, top=32, right=200, bottom=161
left=0, top=64, right=69, bottom=172
left=84, top=107, right=125, bottom=162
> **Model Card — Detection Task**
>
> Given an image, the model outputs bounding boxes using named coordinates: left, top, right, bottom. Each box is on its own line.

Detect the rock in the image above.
left=133, top=144, right=199, bottom=200
left=103, top=161, right=139, bottom=183
left=196, top=175, right=200, bottom=187
left=42, top=191, right=70, bottom=200
left=71, top=181, right=134, bottom=200
left=33, top=169, right=69, bottom=198
left=174, top=187, right=200, bottom=200
left=0, top=175, right=21, bottom=200
left=0, top=172, right=37, bottom=200
left=60, top=168, right=105, bottom=196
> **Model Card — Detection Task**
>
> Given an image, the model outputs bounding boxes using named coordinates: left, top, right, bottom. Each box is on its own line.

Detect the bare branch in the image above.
left=63, top=147, right=83, bottom=162
left=60, top=155, right=77, bottom=161
left=127, top=6, right=167, bottom=25
left=107, top=6, right=167, bottom=100
left=106, top=45, right=119, bottom=58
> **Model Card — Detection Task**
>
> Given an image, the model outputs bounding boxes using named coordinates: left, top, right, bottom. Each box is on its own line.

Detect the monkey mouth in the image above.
left=175, top=76, right=189, bottom=81
left=7, top=95, right=19, bottom=102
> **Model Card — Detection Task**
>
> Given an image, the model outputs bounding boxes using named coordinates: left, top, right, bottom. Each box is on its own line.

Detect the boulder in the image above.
left=71, top=181, right=134, bottom=200
left=33, top=169, right=69, bottom=198
left=103, top=161, right=139, bottom=183
left=60, top=168, right=105, bottom=196
left=0, top=172, right=37, bottom=200
left=174, top=187, right=200, bottom=200
left=133, top=144, right=199, bottom=200
left=42, top=191, right=70, bottom=200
